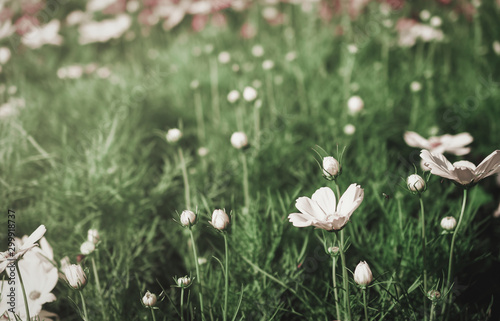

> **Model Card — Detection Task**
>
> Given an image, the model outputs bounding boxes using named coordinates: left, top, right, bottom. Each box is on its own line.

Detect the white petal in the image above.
left=311, top=187, right=336, bottom=215
left=331, top=215, right=350, bottom=230
left=420, top=150, right=457, bottom=181
left=21, top=225, right=46, bottom=250
left=475, top=150, right=500, bottom=181
left=295, top=197, right=326, bottom=221
left=451, top=167, right=476, bottom=185
left=288, top=213, right=313, bottom=227
left=404, top=131, right=431, bottom=149
left=440, top=132, right=473, bottom=151
left=337, top=184, right=364, bottom=218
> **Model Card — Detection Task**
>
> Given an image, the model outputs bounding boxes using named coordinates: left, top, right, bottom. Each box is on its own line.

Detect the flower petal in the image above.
left=475, top=150, right=500, bottom=181
left=440, top=132, right=473, bottom=152
left=295, top=197, right=326, bottom=221
left=420, top=150, right=457, bottom=181
left=337, top=184, right=364, bottom=218
left=451, top=166, right=476, bottom=185
left=404, top=131, right=431, bottom=149
left=311, top=187, right=336, bottom=215
left=21, top=225, right=46, bottom=250
left=331, top=215, right=350, bottom=230
left=288, top=213, right=314, bottom=227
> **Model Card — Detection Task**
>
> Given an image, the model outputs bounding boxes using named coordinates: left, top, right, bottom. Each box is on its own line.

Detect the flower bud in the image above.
left=180, top=210, right=197, bottom=227
left=210, top=209, right=230, bottom=231
left=410, top=81, right=422, bottom=92
left=354, top=261, right=373, bottom=286
left=64, top=264, right=87, bottom=290
left=80, top=240, right=95, bottom=255
left=262, top=60, right=274, bottom=70
left=142, top=291, right=157, bottom=307
left=177, top=276, right=191, bottom=287
left=87, top=229, right=99, bottom=244
left=243, top=86, right=257, bottom=102
left=227, top=90, right=240, bottom=103
left=347, top=96, right=364, bottom=114
left=344, top=124, right=356, bottom=135
left=440, top=216, right=457, bottom=231
left=323, top=156, right=341, bottom=179
left=166, top=128, right=182, bottom=143
left=427, top=289, right=441, bottom=302
left=230, top=132, right=248, bottom=149
left=218, top=51, right=231, bottom=64
left=327, top=246, right=340, bottom=255
left=407, top=174, right=426, bottom=192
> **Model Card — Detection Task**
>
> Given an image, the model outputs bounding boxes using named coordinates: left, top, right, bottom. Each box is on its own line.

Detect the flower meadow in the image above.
left=1, top=0, right=500, bottom=320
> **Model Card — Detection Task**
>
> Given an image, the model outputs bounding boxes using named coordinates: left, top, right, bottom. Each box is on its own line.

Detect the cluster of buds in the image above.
left=322, top=156, right=342, bottom=181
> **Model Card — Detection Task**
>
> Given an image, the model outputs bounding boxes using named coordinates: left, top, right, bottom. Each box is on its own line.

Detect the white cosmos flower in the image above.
left=22, top=20, right=63, bottom=49
left=0, top=225, right=46, bottom=273
left=420, top=149, right=500, bottom=186
left=78, top=15, right=132, bottom=45
left=288, top=184, right=364, bottom=231
left=243, top=86, right=257, bottom=102
left=404, top=131, right=473, bottom=156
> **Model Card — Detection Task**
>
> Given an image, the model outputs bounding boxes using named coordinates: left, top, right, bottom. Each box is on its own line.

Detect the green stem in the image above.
left=363, top=287, right=369, bottom=321
left=92, top=257, right=107, bottom=320
left=180, top=287, right=185, bottom=321
left=241, top=152, right=250, bottom=210
left=223, top=233, right=229, bottom=321
left=194, top=89, right=206, bottom=143
left=443, top=188, right=468, bottom=315
left=340, top=230, right=352, bottom=321
left=151, top=308, right=157, bottom=321
left=190, top=228, right=205, bottom=320
left=332, top=256, right=341, bottom=321
left=15, top=262, right=30, bottom=321
left=178, top=147, right=191, bottom=209
left=254, top=100, right=260, bottom=149
left=209, top=58, right=220, bottom=124
left=79, top=290, right=89, bottom=321
left=419, top=196, right=428, bottom=321
left=429, top=303, right=436, bottom=321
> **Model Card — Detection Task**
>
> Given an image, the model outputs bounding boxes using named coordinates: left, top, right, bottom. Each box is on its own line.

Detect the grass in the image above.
left=1, top=1, right=500, bottom=320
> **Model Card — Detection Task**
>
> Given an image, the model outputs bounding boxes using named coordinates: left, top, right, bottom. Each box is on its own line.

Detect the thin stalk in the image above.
left=178, top=147, right=191, bottom=209
left=265, top=72, right=277, bottom=117
left=241, top=152, right=250, bottom=210
left=194, top=90, right=206, bottom=143
left=443, top=188, right=468, bottom=315
left=150, top=308, right=157, bottom=321
left=189, top=228, right=205, bottom=320
left=223, top=233, right=229, bottom=321
left=15, top=262, right=30, bottom=321
left=363, top=287, right=369, bottom=321
left=79, top=291, right=89, bottom=321
left=92, top=257, right=107, bottom=320
left=419, top=196, right=428, bottom=321
left=180, top=287, right=185, bottom=321
left=209, top=58, right=220, bottom=124
left=340, top=230, right=352, bottom=321
left=332, top=256, right=341, bottom=321
left=429, top=303, right=436, bottom=321
left=253, top=104, right=260, bottom=149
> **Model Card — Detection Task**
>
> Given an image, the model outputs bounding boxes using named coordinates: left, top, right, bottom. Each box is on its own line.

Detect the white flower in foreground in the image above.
left=410, top=81, right=422, bottom=92
left=87, top=229, right=100, bottom=244
left=420, top=149, right=500, bottom=186
left=354, top=261, right=373, bottom=286
left=0, top=47, right=11, bottom=64
left=493, top=41, right=500, bottom=56
left=404, top=131, right=473, bottom=156
left=210, top=209, right=230, bottom=231
left=288, top=184, right=364, bottom=231
left=440, top=216, right=457, bottom=230
left=22, top=20, right=63, bottom=49
left=227, top=90, right=240, bottom=103
left=142, top=291, right=157, bottom=307
left=180, top=210, right=197, bottom=226
left=243, top=86, right=257, bottom=102
left=80, top=241, right=95, bottom=255
left=63, top=264, right=87, bottom=290
left=231, top=132, right=248, bottom=149
left=0, top=225, right=46, bottom=273
left=166, top=128, right=182, bottom=143
left=177, top=276, right=191, bottom=287
left=407, top=174, right=426, bottom=192
left=347, top=96, right=364, bottom=114
left=251, top=45, right=264, bottom=57
left=0, top=237, right=58, bottom=320
left=344, top=124, right=356, bottom=135
left=218, top=51, right=231, bottom=64
left=322, top=156, right=341, bottom=179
